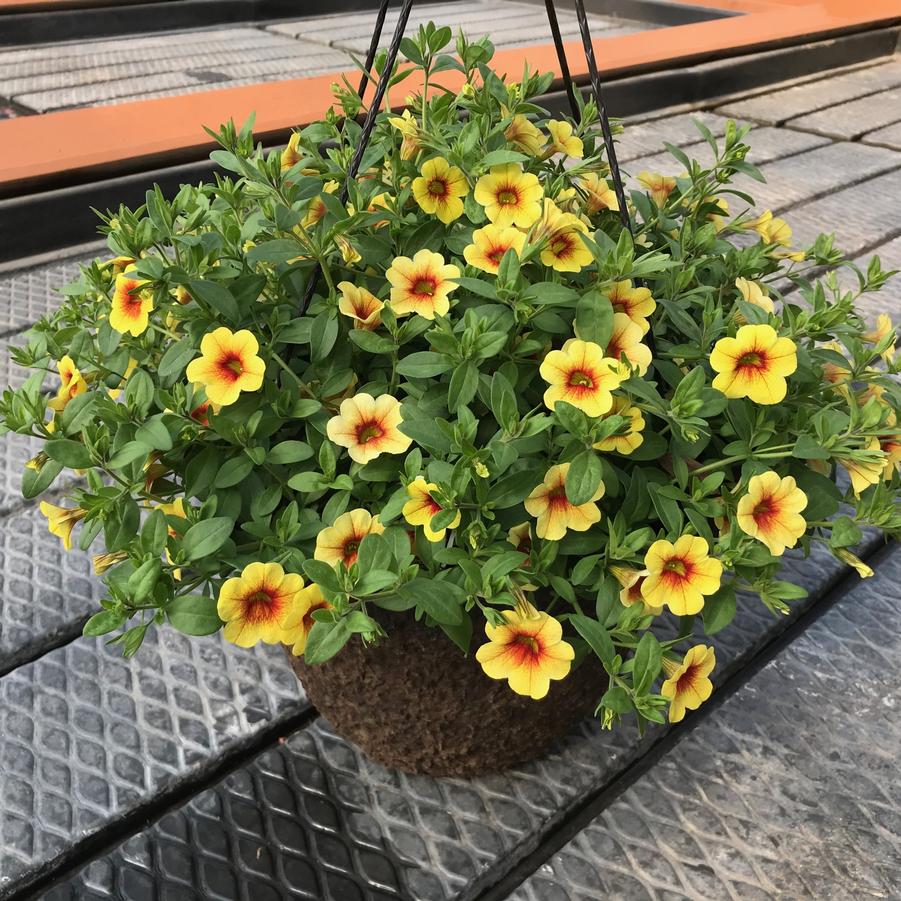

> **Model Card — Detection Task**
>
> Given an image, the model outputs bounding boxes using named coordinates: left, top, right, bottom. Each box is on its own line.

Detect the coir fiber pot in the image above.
left=288, top=607, right=608, bottom=778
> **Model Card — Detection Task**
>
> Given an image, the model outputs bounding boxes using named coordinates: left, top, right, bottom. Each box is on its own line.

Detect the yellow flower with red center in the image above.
left=579, top=172, right=619, bottom=214
left=605, top=280, right=656, bottom=334
left=386, top=249, right=460, bottom=320
left=39, top=501, right=86, bottom=551
left=280, top=132, right=302, bottom=171
left=337, top=282, right=383, bottom=331
left=605, top=312, right=652, bottom=377
left=281, top=583, right=331, bottom=655
left=538, top=206, right=592, bottom=272
left=475, top=601, right=574, bottom=699
left=185, top=328, right=266, bottom=407
left=610, top=565, right=662, bottom=615
left=463, top=224, right=526, bottom=275
left=47, top=355, right=88, bottom=413
left=661, top=645, right=716, bottom=723
left=546, top=119, right=583, bottom=158
left=839, top=438, right=885, bottom=497
left=593, top=396, right=645, bottom=455
left=736, top=471, right=808, bottom=556
left=302, top=180, right=339, bottom=229
left=525, top=462, right=605, bottom=541
left=641, top=535, right=722, bottom=615
left=387, top=109, right=420, bottom=160
left=735, top=277, right=774, bottom=314
left=474, top=163, right=544, bottom=228
left=314, top=508, right=384, bottom=568
left=402, top=477, right=461, bottom=542
left=710, top=324, right=797, bottom=405
left=217, top=562, right=303, bottom=647
left=880, top=420, right=901, bottom=480
left=637, top=171, right=677, bottom=208
left=326, top=393, right=411, bottom=464
left=744, top=209, right=793, bottom=246
left=411, top=156, right=468, bottom=224
left=864, top=313, right=896, bottom=361
left=505, top=114, right=543, bottom=156
left=507, top=522, right=532, bottom=554
left=539, top=339, right=624, bottom=417
left=110, top=272, right=154, bottom=336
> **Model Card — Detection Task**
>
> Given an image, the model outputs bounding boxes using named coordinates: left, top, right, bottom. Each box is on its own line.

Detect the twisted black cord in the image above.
left=298, top=0, right=414, bottom=316
left=357, top=0, right=392, bottom=100
left=543, top=0, right=579, bottom=119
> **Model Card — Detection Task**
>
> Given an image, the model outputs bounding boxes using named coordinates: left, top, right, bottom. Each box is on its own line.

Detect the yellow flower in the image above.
left=610, top=565, right=661, bottom=615
left=185, top=328, right=266, bottom=407
left=101, top=255, right=135, bottom=274
left=864, top=313, right=896, bottom=361
left=107, top=357, right=139, bottom=401
left=47, top=355, right=88, bottom=413
left=386, top=249, right=460, bottom=319
left=661, top=645, right=715, bottom=723
left=579, top=172, right=619, bottom=214
left=156, top=497, right=187, bottom=536
left=593, top=396, right=645, bottom=455
left=834, top=548, right=875, bottom=579
left=605, top=312, right=652, bottom=377
left=546, top=119, right=583, bottom=158
left=839, top=438, right=885, bottom=497
left=39, top=501, right=87, bottom=551
left=744, top=209, right=792, bottom=246
left=540, top=338, right=624, bottom=417
left=92, top=550, right=128, bottom=575
left=537, top=203, right=593, bottom=272
left=301, top=180, right=339, bottom=229
left=642, top=535, right=722, bottom=615
left=507, top=522, right=532, bottom=554
left=314, top=508, right=384, bottom=568
left=463, top=223, right=526, bottom=275
left=281, top=583, right=331, bottom=655
left=710, top=324, right=797, bottom=405
left=280, top=132, right=303, bottom=171
left=880, top=430, right=901, bottom=480
left=505, top=114, right=543, bottom=156
left=218, top=562, right=304, bottom=647
left=525, top=462, right=604, bottom=541
left=110, top=272, right=154, bottom=336
left=474, top=163, right=543, bottom=228
left=402, top=477, right=461, bottom=542
left=475, top=602, right=574, bottom=699
left=411, top=156, right=468, bottom=224
left=637, top=171, right=677, bottom=208
left=605, top=280, right=656, bottom=335
left=736, top=471, right=808, bottom=556
left=174, top=285, right=192, bottom=305
left=387, top=109, right=420, bottom=160
left=735, top=277, right=774, bottom=314
left=335, top=235, right=360, bottom=264
left=337, top=282, right=383, bottom=330
left=326, top=393, right=411, bottom=464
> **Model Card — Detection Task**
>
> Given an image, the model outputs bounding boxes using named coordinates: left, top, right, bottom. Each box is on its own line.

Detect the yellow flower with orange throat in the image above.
left=385, top=249, right=460, bottom=319
left=314, top=508, right=384, bottom=568
left=412, top=156, right=468, bottom=224
left=545, top=119, right=583, bottom=158
left=637, top=171, right=677, bottom=208
left=475, top=599, right=574, bottom=699
left=463, top=223, right=526, bottom=275
left=735, top=277, right=775, bottom=315
left=579, top=172, right=619, bottom=214
left=40, top=501, right=86, bottom=551
left=280, top=132, right=303, bottom=171
left=326, top=393, right=411, bottom=464
left=604, top=312, right=652, bottom=377
left=539, top=338, right=624, bottom=417
left=593, top=397, right=645, bottom=455
left=402, top=477, right=461, bottom=542
left=505, top=114, right=543, bottom=156
left=661, top=644, right=716, bottom=723
left=474, top=163, right=543, bottom=228
left=535, top=201, right=593, bottom=273
left=610, top=565, right=661, bottom=615
left=281, top=583, right=331, bottom=655
left=736, top=471, right=808, bottom=556
left=47, top=355, right=88, bottom=413
left=641, top=535, right=722, bottom=615
left=744, top=209, right=793, bottom=246
left=839, top=438, right=885, bottom=497
left=301, top=180, right=339, bottom=229
left=387, top=109, right=420, bottom=160
left=185, top=327, right=266, bottom=406
left=710, top=324, right=797, bottom=405
left=110, top=271, right=154, bottom=336
left=605, top=280, right=656, bottom=334
left=525, top=462, right=604, bottom=541
left=217, top=562, right=304, bottom=647
left=864, top=313, right=896, bottom=361
left=337, top=282, right=383, bottom=331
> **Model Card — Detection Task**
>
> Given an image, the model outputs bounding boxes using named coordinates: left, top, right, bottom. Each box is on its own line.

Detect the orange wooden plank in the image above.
left=1, top=0, right=899, bottom=192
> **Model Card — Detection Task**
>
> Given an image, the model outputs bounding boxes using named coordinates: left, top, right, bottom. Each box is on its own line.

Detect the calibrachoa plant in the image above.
left=4, top=25, right=901, bottom=728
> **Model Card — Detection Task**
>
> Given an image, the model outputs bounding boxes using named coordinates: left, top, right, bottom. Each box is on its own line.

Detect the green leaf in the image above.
left=59, top=392, right=97, bottom=434
left=479, top=149, right=528, bottom=168
left=348, top=330, right=396, bottom=354
left=187, top=279, right=239, bottom=321
left=268, top=440, right=314, bottom=465
left=631, top=632, right=661, bottom=694
left=565, top=451, right=603, bottom=506
left=357, top=533, right=394, bottom=572
left=488, top=467, right=543, bottom=508
left=83, top=609, right=126, bottom=637
left=439, top=612, right=473, bottom=654
left=354, top=569, right=397, bottom=595
left=702, top=584, right=737, bottom=635
left=22, top=459, right=64, bottom=499
left=182, top=517, right=234, bottom=560
left=107, top=441, right=152, bottom=469
left=141, top=508, right=169, bottom=555
left=398, top=418, right=452, bottom=454
left=792, top=434, right=830, bottom=460
left=399, top=577, right=464, bottom=625
left=135, top=418, right=173, bottom=452
left=792, top=469, right=840, bottom=520
left=447, top=361, right=479, bottom=413
left=575, top=289, right=614, bottom=346
left=167, top=594, right=224, bottom=636
left=310, top=311, right=338, bottom=362
left=303, top=617, right=353, bottom=664
left=45, top=438, right=92, bottom=469
left=521, top=282, right=578, bottom=306
left=159, top=337, right=197, bottom=381
left=302, top=559, right=343, bottom=592
left=571, top=614, right=615, bottom=668
left=215, top=455, right=255, bottom=488
left=396, top=351, right=454, bottom=378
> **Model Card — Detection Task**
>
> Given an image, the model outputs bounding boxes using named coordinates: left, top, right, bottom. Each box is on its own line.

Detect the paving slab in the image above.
left=511, top=541, right=901, bottom=901
left=862, top=118, right=901, bottom=150
left=788, top=88, right=901, bottom=140
left=717, top=59, right=901, bottom=124
left=613, top=111, right=729, bottom=163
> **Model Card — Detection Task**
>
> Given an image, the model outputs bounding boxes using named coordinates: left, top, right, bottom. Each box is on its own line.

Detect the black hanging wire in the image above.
left=297, top=0, right=412, bottom=316
left=543, top=0, right=579, bottom=120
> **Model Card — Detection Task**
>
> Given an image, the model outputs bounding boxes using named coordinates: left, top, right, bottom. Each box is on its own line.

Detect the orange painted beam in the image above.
left=1, top=0, right=899, bottom=193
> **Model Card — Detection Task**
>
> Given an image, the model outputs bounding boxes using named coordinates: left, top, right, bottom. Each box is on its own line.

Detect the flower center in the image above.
left=515, top=634, right=539, bottom=653
left=245, top=589, right=278, bottom=623
left=428, top=178, right=448, bottom=198
left=344, top=539, right=360, bottom=557
left=497, top=187, right=518, bottom=205
left=547, top=485, right=571, bottom=510
left=550, top=235, right=572, bottom=257
left=412, top=278, right=436, bottom=296
left=676, top=664, right=700, bottom=693
left=568, top=370, right=594, bottom=388
left=357, top=421, right=383, bottom=444
left=752, top=496, right=776, bottom=525
left=737, top=350, right=764, bottom=369
left=487, top=245, right=507, bottom=265
left=664, top=558, right=687, bottom=577
left=224, top=357, right=244, bottom=377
